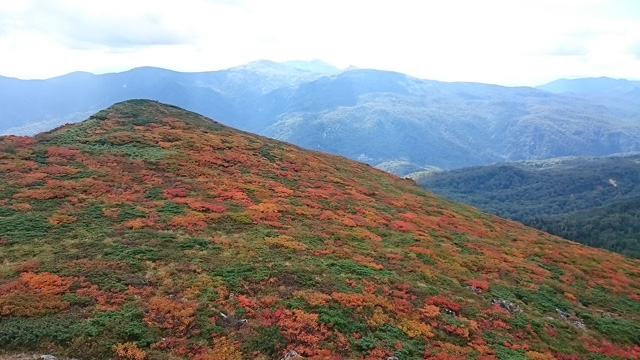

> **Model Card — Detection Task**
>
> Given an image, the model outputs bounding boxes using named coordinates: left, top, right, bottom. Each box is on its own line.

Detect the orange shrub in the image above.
left=48, top=213, right=77, bottom=225
left=144, top=296, right=198, bottom=336
left=21, top=272, right=74, bottom=295
left=113, top=342, right=147, bottom=360
left=294, top=290, right=331, bottom=306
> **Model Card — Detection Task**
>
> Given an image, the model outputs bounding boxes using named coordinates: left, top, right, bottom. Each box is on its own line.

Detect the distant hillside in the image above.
left=535, top=77, right=640, bottom=120
left=414, top=155, right=640, bottom=257
left=1, top=100, right=639, bottom=359
left=536, top=77, right=640, bottom=95
left=2, top=65, right=640, bottom=172
left=529, top=196, right=640, bottom=258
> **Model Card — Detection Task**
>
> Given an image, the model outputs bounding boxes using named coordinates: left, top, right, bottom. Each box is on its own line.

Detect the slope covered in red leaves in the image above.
left=0, top=100, right=638, bottom=360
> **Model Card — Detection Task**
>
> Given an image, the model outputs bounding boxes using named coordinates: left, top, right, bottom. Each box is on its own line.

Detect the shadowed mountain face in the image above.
left=2, top=63, right=640, bottom=172
left=0, top=100, right=639, bottom=359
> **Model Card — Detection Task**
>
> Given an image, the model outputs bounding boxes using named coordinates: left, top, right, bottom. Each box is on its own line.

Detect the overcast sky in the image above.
left=1, top=0, right=639, bottom=86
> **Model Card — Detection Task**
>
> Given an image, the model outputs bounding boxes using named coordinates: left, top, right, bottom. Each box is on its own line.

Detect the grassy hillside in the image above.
left=413, top=156, right=640, bottom=257
left=0, top=100, right=639, bottom=359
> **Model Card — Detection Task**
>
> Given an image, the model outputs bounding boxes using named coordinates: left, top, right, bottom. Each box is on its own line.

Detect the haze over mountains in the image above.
left=2, top=61, right=639, bottom=172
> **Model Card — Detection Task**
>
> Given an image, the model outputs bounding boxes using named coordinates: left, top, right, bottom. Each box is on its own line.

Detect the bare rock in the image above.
left=573, top=320, right=586, bottom=329
left=556, top=308, right=571, bottom=319
left=493, top=299, right=521, bottom=313
left=218, top=312, right=249, bottom=328
left=554, top=308, right=587, bottom=330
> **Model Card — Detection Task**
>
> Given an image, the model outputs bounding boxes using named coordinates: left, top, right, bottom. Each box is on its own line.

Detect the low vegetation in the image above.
left=0, top=100, right=639, bottom=359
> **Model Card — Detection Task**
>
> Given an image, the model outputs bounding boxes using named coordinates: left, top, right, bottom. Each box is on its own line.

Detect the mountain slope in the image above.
left=1, top=100, right=639, bottom=360
left=413, top=155, right=640, bottom=257
left=3, top=65, right=640, bottom=173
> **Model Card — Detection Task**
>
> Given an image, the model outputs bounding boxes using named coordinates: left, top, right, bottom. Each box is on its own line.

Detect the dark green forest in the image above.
left=415, top=155, right=640, bottom=257
left=528, top=197, right=640, bottom=258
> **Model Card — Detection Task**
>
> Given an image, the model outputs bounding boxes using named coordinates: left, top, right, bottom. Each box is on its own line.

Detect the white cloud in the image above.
left=0, top=0, right=639, bottom=85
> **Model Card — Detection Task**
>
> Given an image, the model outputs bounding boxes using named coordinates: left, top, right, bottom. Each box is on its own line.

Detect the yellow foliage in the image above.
left=525, top=351, right=556, bottom=360
left=183, top=274, right=214, bottom=298
left=400, top=319, right=434, bottom=338
left=367, top=306, right=392, bottom=327
left=264, top=235, right=307, bottom=250
left=250, top=202, right=279, bottom=213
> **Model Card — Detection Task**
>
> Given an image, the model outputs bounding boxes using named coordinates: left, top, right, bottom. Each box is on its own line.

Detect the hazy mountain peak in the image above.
left=281, top=59, right=341, bottom=73
left=230, top=59, right=340, bottom=75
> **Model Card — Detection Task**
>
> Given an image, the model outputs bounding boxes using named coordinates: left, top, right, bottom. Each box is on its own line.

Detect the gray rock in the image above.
left=468, top=285, right=483, bottom=294
left=556, top=308, right=571, bottom=319
left=40, top=356, right=59, bottom=360
left=573, top=320, right=586, bottom=329
left=387, top=357, right=399, bottom=360
left=493, top=299, right=521, bottom=313
left=442, top=308, right=456, bottom=316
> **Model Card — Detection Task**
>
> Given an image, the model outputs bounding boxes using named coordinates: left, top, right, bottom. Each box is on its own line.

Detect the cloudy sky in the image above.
left=1, top=0, right=639, bottom=86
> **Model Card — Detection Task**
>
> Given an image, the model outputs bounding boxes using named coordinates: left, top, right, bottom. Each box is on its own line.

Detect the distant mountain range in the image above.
left=414, top=154, right=640, bottom=257
left=2, top=62, right=639, bottom=171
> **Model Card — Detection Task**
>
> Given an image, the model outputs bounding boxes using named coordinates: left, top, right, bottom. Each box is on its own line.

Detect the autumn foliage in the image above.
left=0, top=100, right=638, bottom=359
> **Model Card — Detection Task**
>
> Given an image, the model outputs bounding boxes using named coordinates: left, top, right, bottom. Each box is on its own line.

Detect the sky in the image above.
left=1, top=0, right=639, bottom=86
